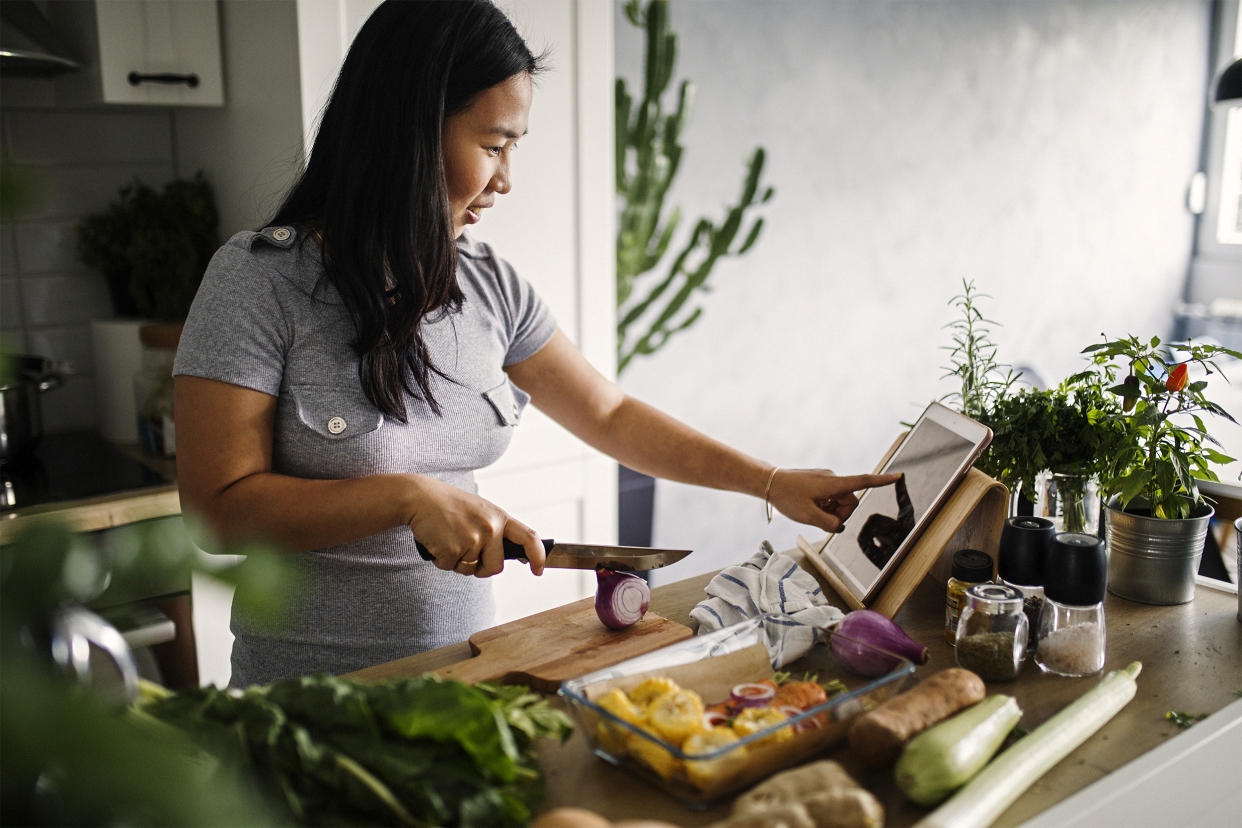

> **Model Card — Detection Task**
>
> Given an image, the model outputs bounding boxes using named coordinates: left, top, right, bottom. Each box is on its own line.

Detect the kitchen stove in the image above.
left=1, top=430, right=169, bottom=512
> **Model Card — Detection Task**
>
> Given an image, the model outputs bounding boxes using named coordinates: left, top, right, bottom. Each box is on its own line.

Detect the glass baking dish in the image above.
left=559, top=613, right=915, bottom=807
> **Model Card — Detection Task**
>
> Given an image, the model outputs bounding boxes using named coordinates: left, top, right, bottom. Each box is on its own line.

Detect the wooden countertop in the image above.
left=0, top=444, right=180, bottom=543
left=354, top=557, right=1242, bottom=828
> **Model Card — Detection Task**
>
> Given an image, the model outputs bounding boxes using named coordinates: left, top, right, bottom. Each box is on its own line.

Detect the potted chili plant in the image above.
left=1071, top=335, right=1241, bottom=605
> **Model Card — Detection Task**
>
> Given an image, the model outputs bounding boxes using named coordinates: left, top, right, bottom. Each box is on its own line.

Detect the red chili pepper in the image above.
left=1165, top=363, right=1188, bottom=393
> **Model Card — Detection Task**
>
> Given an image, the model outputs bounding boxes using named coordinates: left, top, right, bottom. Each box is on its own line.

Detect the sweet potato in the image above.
left=847, top=667, right=986, bottom=768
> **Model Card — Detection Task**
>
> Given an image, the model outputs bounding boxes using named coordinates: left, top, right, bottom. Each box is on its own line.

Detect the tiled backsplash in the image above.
left=1, top=108, right=176, bottom=432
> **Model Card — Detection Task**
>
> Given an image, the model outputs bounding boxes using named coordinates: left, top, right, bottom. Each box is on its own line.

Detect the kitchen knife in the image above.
left=415, top=538, right=691, bottom=572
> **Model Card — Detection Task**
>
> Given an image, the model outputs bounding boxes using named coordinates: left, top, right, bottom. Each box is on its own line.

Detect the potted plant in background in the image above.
left=76, top=172, right=219, bottom=449
left=1073, top=334, right=1241, bottom=605
left=977, top=381, right=1125, bottom=535
left=614, top=0, right=773, bottom=546
left=938, top=281, right=1136, bottom=534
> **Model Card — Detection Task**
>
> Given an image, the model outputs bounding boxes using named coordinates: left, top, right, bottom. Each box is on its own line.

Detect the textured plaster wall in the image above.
left=614, top=1, right=1211, bottom=585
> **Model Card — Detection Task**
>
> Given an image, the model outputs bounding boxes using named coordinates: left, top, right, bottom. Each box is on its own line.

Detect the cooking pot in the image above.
left=1, top=354, right=66, bottom=465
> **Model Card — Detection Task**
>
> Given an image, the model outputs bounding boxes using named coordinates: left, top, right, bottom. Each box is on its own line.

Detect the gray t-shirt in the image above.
left=174, top=226, right=556, bottom=686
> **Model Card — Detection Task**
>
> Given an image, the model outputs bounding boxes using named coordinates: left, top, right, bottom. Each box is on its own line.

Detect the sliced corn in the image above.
left=682, top=727, right=748, bottom=788
left=648, top=688, right=706, bottom=744
left=629, top=677, right=681, bottom=709
left=732, top=706, right=792, bottom=746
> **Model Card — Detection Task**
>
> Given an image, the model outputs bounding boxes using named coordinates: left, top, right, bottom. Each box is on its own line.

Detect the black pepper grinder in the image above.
left=997, top=516, right=1057, bottom=650
left=1035, top=532, right=1108, bottom=677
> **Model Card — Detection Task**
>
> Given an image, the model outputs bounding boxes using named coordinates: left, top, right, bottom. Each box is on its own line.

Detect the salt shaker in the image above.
left=997, top=516, right=1057, bottom=651
left=955, top=583, right=1028, bottom=681
left=1036, top=532, right=1107, bottom=677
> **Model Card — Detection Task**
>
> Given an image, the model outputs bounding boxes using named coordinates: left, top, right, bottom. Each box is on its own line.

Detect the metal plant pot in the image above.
left=1104, top=496, right=1214, bottom=605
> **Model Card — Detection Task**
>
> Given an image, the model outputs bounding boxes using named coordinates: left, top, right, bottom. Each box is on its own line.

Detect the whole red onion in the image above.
left=831, top=610, right=929, bottom=676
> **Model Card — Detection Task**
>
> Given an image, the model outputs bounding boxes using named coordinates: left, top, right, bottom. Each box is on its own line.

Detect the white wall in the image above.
left=614, top=1, right=1212, bottom=585
left=175, top=0, right=305, bottom=236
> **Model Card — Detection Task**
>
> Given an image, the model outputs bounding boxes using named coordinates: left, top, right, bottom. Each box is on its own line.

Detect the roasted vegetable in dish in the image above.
left=138, top=673, right=572, bottom=828
left=848, top=668, right=986, bottom=768
left=593, top=674, right=851, bottom=789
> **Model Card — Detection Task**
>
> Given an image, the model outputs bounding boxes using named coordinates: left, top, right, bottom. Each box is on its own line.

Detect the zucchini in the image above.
left=895, top=694, right=1022, bottom=806
left=916, top=661, right=1142, bottom=828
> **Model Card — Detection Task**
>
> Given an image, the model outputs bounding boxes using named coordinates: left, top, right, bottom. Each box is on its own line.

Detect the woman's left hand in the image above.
left=766, top=469, right=903, bottom=533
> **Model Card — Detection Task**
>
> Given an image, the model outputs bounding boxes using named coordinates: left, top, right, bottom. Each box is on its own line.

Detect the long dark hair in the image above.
left=270, top=0, right=543, bottom=420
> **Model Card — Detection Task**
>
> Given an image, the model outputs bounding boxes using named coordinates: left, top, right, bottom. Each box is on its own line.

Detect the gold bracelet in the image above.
left=764, top=466, right=780, bottom=523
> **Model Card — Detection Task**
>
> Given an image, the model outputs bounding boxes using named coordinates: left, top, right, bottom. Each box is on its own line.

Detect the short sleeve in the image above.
left=173, top=237, right=290, bottom=396
left=495, top=256, right=556, bottom=365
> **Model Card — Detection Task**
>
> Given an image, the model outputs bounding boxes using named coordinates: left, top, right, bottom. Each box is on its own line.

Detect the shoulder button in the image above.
left=272, top=228, right=292, bottom=242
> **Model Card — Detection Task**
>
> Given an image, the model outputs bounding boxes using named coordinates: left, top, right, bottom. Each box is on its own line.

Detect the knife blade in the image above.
left=415, top=538, right=691, bottom=571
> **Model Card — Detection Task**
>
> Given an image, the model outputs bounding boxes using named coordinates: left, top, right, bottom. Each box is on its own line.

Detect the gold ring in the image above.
left=459, top=558, right=480, bottom=566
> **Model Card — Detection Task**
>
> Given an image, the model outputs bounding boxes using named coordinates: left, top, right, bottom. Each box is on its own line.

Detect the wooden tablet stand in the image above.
left=801, top=434, right=1010, bottom=619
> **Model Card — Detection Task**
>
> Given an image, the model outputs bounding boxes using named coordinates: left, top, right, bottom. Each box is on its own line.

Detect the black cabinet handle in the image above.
left=127, top=71, right=199, bottom=88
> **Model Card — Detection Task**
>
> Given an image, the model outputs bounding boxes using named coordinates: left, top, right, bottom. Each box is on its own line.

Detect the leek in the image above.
left=915, top=661, right=1142, bottom=828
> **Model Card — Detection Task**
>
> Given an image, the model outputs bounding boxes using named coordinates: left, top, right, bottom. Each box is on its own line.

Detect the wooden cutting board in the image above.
left=435, top=596, right=693, bottom=692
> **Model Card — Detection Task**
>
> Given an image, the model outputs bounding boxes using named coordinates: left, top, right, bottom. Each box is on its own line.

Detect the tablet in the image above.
left=818, top=402, right=993, bottom=605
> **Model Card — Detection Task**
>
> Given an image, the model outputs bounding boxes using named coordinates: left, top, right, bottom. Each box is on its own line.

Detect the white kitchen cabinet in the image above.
left=96, top=0, right=224, bottom=106
left=294, top=0, right=617, bottom=624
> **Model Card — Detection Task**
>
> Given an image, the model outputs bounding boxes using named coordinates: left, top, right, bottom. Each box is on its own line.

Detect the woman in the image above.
left=174, top=0, right=898, bottom=686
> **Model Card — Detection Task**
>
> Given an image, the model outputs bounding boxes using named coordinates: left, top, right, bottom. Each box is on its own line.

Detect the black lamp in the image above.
left=1215, top=57, right=1242, bottom=104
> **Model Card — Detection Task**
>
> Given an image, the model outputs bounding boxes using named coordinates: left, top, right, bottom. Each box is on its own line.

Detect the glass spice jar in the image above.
left=955, top=583, right=1029, bottom=681
left=945, top=549, right=993, bottom=645
left=1035, top=533, right=1107, bottom=677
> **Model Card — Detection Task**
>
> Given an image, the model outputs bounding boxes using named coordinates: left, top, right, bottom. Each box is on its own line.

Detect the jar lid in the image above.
left=951, top=549, right=993, bottom=583
left=964, top=583, right=1024, bottom=613
left=1043, top=532, right=1107, bottom=605
left=998, top=516, right=1056, bottom=586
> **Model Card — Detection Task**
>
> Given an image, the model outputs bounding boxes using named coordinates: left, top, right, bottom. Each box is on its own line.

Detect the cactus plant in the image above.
left=615, top=0, right=773, bottom=373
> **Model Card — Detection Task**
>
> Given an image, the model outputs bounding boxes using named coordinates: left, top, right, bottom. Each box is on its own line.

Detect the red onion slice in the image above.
left=730, top=683, right=777, bottom=708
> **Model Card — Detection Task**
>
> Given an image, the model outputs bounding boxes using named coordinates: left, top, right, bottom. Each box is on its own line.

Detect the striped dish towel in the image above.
left=690, top=542, right=843, bottom=667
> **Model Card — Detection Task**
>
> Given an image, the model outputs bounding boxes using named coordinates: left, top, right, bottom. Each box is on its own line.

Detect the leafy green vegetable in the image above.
left=1165, top=710, right=1209, bottom=729
left=142, top=674, right=572, bottom=827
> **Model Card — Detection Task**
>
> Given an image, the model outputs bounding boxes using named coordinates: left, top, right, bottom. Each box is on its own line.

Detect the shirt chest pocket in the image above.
left=290, top=385, right=384, bottom=439
left=482, top=378, right=530, bottom=426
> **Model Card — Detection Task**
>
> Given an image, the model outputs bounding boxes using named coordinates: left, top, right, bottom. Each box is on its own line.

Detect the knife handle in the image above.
left=416, top=538, right=555, bottom=563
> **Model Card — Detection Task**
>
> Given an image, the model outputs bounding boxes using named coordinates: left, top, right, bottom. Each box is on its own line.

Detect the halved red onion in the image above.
left=595, top=569, right=650, bottom=630
left=703, top=710, right=729, bottom=729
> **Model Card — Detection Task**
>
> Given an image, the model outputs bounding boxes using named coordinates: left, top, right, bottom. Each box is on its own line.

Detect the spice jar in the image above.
left=997, top=516, right=1057, bottom=651
left=945, top=549, right=993, bottom=645
left=955, top=584, right=1028, bottom=680
left=1035, top=532, right=1107, bottom=677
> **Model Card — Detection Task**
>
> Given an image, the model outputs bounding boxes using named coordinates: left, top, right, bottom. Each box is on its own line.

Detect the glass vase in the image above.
left=1035, top=470, right=1099, bottom=535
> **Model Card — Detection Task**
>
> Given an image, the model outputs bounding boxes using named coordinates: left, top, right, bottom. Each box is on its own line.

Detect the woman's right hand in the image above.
left=406, top=475, right=547, bottom=578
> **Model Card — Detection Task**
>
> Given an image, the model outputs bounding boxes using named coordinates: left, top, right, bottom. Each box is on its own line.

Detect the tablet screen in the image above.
left=823, top=414, right=980, bottom=599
